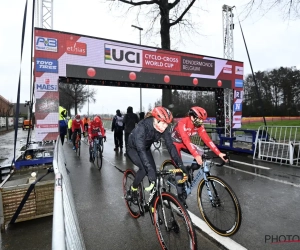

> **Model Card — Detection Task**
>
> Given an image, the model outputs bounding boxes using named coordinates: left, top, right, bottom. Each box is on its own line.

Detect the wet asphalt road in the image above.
left=1, top=128, right=300, bottom=250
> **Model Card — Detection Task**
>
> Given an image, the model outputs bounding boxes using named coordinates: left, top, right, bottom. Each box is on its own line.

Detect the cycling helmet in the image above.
left=188, top=106, right=207, bottom=120
left=75, top=114, right=80, bottom=120
left=94, top=116, right=101, bottom=123
left=152, top=107, right=173, bottom=124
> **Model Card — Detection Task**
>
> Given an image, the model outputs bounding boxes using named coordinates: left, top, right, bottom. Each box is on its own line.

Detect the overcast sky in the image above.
left=0, top=0, right=299, bottom=115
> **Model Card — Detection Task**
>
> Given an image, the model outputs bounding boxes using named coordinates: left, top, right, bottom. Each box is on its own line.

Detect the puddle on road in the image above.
left=0, top=130, right=30, bottom=165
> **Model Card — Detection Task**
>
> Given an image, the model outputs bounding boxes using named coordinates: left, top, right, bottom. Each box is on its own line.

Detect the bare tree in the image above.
left=244, top=0, right=300, bottom=20
left=116, top=0, right=198, bottom=107
left=59, top=83, right=97, bottom=115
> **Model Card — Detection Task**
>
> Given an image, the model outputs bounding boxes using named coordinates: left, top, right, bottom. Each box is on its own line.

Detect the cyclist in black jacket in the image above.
left=125, top=106, right=188, bottom=206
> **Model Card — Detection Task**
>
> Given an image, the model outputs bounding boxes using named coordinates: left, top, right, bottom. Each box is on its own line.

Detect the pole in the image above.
left=87, top=85, right=89, bottom=116
left=139, top=29, right=142, bottom=113
left=131, top=25, right=143, bottom=113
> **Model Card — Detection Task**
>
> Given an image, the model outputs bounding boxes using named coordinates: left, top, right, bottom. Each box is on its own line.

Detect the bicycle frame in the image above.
left=165, top=159, right=219, bottom=205
left=185, top=161, right=210, bottom=196
left=75, top=133, right=81, bottom=148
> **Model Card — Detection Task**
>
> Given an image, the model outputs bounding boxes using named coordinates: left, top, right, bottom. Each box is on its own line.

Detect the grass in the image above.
left=241, top=120, right=300, bottom=130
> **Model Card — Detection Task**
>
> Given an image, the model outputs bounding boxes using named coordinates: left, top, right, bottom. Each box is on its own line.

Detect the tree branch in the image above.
left=119, top=0, right=157, bottom=6
left=169, top=0, right=180, bottom=10
left=170, top=0, right=196, bottom=27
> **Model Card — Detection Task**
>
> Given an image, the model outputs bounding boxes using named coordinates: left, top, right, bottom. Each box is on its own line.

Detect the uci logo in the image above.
left=105, top=44, right=142, bottom=67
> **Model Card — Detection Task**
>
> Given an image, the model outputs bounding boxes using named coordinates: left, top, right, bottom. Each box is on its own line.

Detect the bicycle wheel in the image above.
left=122, top=169, right=142, bottom=219
left=160, top=160, right=178, bottom=195
left=153, top=139, right=162, bottom=150
left=100, top=138, right=104, bottom=153
left=96, top=146, right=103, bottom=171
left=153, top=192, right=197, bottom=250
left=197, top=175, right=242, bottom=237
left=77, top=140, right=81, bottom=157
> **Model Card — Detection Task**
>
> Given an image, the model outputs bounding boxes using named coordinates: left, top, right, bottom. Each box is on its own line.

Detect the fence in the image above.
left=253, top=126, right=300, bottom=166
left=52, top=136, right=86, bottom=250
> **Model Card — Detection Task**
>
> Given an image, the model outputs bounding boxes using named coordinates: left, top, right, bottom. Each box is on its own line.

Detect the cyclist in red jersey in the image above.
left=72, top=114, right=84, bottom=150
left=171, top=106, right=228, bottom=206
left=171, top=106, right=228, bottom=165
left=88, top=115, right=106, bottom=162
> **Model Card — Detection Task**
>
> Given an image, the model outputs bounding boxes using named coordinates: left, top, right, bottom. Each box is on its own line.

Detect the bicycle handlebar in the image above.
left=202, top=152, right=230, bottom=167
left=159, top=169, right=188, bottom=184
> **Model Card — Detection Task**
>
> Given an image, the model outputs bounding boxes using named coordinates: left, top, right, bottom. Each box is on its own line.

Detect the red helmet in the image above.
left=94, top=116, right=101, bottom=123
left=152, top=107, right=173, bottom=124
left=75, top=114, right=80, bottom=120
left=188, top=107, right=207, bottom=120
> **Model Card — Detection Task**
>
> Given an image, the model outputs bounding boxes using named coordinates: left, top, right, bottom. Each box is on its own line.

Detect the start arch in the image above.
left=34, top=28, right=244, bottom=142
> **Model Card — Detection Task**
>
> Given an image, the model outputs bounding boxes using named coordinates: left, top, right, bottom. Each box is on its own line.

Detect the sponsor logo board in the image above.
left=36, top=58, right=58, bottom=73
left=143, top=51, right=180, bottom=71
left=66, top=40, right=87, bottom=56
left=233, top=103, right=242, bottom=112
left=181, top=56, right=215, bottom=75
left=235, top=79, right=243, bottom=88
left=235, top=66, right=244, bottom=75
left=104, top=44, right=142, bottom=67
left=36, top=37, right=58, bottom=52
left=233, top=115, right=242, bottom=122
left=223, top=64, right=232, bottom=74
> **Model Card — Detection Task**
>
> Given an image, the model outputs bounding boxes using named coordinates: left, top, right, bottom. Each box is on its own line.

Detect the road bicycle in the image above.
left=74, top=132, right=83, bottom=157
left=160, top=149, right=242, bottom=237
left=117, top=166, right=198, bottom=250
left=91, top=136, right=103, bottom=171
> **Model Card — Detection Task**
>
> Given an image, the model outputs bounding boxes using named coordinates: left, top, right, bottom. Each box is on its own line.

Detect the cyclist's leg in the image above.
left=127, top=147, right=147, bottom=188
left=68, top=129, right=72, bottom=141
left=173, top=142, right=189, bottom=206
left=89, top=138, right=93, bottom=162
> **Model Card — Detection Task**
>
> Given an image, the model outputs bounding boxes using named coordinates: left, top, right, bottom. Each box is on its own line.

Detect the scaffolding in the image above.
left=35, top=0, right=53, bottom=29
left=222, top=4, right=235, bottom=138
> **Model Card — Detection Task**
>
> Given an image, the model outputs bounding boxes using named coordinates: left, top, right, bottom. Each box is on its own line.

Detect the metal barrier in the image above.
left=52, top=136, right=86, bottom=250
left=253, top=126, right=300, bottom=166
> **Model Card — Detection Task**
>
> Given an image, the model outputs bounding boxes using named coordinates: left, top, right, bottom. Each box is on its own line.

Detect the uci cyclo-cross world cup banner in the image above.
left=34, top=28, right=244, bottom=141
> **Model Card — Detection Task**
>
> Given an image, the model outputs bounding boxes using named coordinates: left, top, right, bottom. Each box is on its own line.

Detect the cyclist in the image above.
left=170, top=106, right=228, bottom=204
left=72, top=114, right=84, bottom=150
left=171, top=106, right=227, bottom=164
left=125, top=106, right=187, bottom=205
left=82, top=115, right=90, bottom=136
left=88, top=115, right=106, bottom=162
left=68, top=116, right=73, bottom=142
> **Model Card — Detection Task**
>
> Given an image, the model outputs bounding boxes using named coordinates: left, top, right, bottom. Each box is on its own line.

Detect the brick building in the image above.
left=0, top=95, right=13, bottom=116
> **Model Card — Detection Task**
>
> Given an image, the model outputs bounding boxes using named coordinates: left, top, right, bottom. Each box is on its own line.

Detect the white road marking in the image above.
left=230, top=159, right=270, bottom=170
left=224, top=165, right=300, bottom=188
left=188, top=211, right=248, bottom=250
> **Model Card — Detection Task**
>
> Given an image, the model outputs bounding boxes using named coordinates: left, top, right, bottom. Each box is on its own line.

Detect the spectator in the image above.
left=139, top=112, right=145, bottom=121
left=58, top=106, right=67, bottom=145
left=111, top=109, right=124, bottom=151
left=68, top=116, right=73, bottom=142
left=123, top=106, right=139, bottom=156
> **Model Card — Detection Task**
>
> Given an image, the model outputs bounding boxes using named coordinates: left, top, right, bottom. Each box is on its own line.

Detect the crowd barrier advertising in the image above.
left=34, top=28, right=243, bottom=141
